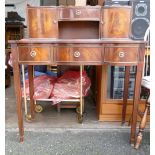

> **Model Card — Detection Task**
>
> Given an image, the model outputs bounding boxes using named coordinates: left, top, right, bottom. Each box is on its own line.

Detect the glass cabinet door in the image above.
left=107, top=64, right=149, bottom=100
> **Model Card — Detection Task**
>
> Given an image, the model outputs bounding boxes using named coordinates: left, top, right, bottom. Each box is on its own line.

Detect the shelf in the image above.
left=25, top=98, right=80, bottom=102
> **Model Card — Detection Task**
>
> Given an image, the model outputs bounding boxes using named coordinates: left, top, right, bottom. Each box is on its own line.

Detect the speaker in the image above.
left=130, top=0, right=150, bottom=40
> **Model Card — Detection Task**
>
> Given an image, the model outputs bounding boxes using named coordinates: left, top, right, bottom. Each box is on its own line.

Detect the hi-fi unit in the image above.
left=130, top=0, right=150, bottom=40
left=104, top=0, right=129, bottom=6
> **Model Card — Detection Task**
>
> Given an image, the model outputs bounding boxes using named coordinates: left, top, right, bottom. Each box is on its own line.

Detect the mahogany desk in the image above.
left=10, top=38, right=145, bottom=145
left=9, top=4, right=146, bottom=145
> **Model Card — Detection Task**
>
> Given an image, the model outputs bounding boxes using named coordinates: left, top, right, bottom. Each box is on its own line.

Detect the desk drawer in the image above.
left=104, top=47, right=139, bottom=63
left=59, top=7, right=100, bottom=20
left=55, top=47, right=102, bottom=62
left=18, top=46, right=51, bottom=62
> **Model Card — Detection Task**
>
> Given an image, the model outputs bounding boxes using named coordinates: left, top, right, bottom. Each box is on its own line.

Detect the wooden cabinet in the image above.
left=5, top=21, right=25, bottom=87
left=27, top=7, right=58, bottom=38
left=101, top=6, right=132, bottom=38
left=5, top=23, right=25, bottom=49
left=96, top=65, right=147, bottom=122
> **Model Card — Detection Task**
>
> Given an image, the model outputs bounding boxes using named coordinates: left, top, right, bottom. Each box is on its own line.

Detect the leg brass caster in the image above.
left=77, top=114, right=83, bottom=124
left=25, top=114, right=32, bottom=122
left=76, top=106, right=84, bottom=114
left=35, top=104, right=43, bottom=113
left=76, top=106, right=80, bottom=114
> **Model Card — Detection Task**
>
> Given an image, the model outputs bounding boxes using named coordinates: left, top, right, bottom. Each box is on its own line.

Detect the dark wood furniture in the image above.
left=135, top=94, right=150, bottom=149
left=9, top=5, right=146, bottom=145
left=5, top=49, right=11, bottom=87
left=5, top=23, right=25, bottom=87
left=5, top=23, right=24, bottom=48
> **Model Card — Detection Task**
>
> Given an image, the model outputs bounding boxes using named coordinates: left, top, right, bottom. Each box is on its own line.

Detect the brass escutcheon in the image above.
left=118, top=51, right=125, bottom=58
left=30, top=50, right=37, bottom=58
left=74, top=51, right=80, bottom=57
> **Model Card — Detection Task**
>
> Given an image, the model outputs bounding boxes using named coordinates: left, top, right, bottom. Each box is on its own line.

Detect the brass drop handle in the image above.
left=75, top=10, right=81, bottom=16
left=74, top=51, right=80, bottom=58
left=30, top=50, right=37, bottom=58
left=118, top=51, right=125, bottom=58
left=53, top=20, right=57, bottom=24
left=101, top=21, right=104, bottom=24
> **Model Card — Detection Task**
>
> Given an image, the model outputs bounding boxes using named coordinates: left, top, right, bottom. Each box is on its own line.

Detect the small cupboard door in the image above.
left=101, top=6, right=131, bottom=38
left=27, top=7, right=58, bottom=38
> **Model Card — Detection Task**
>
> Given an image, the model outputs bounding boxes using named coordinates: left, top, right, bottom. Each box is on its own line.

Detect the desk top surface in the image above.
left=9, top=38, right=146, bottom=44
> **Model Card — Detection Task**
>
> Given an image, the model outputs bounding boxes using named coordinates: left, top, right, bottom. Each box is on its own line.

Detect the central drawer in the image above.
left=104, top=46, right=139, bottom=64
left=18, top=45, right=52, bottom=63
left=59, top=7, right=100, bottom=20
left=55, top=47, right=102, bottom=63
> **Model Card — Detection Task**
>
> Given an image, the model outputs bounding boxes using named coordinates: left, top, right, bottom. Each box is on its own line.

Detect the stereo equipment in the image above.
left=104, top=0, right=129, bottom=6
left=104, top=0, right=112, bottom=6
left=130, top=0, right=150, bottom=40
left=40, top=0, right=58, bottom=6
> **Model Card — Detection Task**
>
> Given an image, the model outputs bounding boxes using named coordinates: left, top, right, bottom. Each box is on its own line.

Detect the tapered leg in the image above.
left=13, top=64, right=24, bottom=142
left=130, top=64, right=143, bottom=145
left=122, top=66, right=130, bottom=125
left=12, top=45, right=24, bottom=142
left=28, top=65, right=35, bottom=120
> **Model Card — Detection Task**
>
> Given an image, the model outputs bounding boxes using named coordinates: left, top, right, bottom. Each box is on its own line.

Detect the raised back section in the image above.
left=101, top=6, right=131, bottom=38
left=27, top=5, right=132, bottom=39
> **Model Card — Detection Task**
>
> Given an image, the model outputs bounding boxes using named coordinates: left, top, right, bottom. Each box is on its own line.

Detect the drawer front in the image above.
left=59, top=8, right=100, bottom=20
left=18, top=46, right=51, bottom=62
left=55, top=47, right=102, bottom=62
left=104, top=47, right=139, bottom=63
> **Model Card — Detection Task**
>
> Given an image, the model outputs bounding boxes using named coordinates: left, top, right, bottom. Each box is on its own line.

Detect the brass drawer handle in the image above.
left=75, top=10, right=81, bottom=16
left=101, top=21, right=104, bottom=25
left=74, top=51, right=80, bottom=58
left=118, top=51, right=125, bottom=58
left=53, top=20, right=57, bottom=24
left=30, top=50, right=37, bottom=58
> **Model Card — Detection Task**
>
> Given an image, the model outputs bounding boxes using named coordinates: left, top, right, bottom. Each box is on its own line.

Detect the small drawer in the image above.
left=70, top=47, right=102, bottom=62
left=55, top=47, right=102, bottom=63
left=18, top=46, right=51, bottom=62
left=104, top=47, right=139, bottom=63
left=59, top=7, right=100, bottom=20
